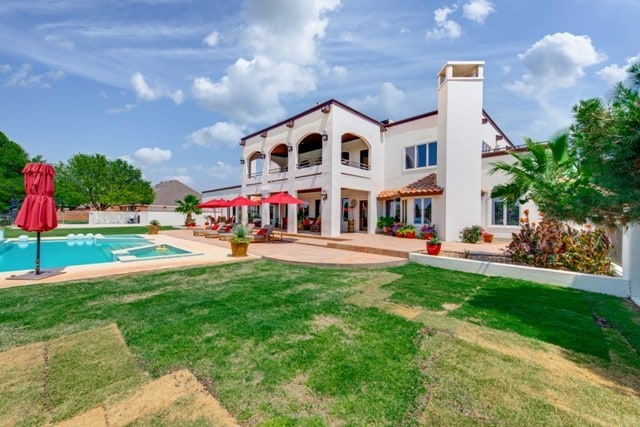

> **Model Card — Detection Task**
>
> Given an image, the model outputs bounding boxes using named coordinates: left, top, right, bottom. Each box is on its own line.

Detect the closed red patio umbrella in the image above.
left=14, top=163, right=58, bottom=276
left=260, top=192, right=305, bottom=241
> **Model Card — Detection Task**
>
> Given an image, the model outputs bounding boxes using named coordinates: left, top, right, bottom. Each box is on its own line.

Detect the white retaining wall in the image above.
left=409, top=253, right=631, bottom=298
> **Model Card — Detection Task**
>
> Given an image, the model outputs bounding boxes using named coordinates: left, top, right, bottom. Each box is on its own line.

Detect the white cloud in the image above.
left=0, top=64, right=11, bottom=73
left=131, top=72, right=184, bottom=105
left=597, top=54, right=640, bottom=86
left=191, top=0, right=341, bottom=124
left=184, top=121, right=247, bottom=148
left=507, top=33, right=605, bottom=99
left=203, top=31, right=220, bottom=47
left=108, top=103, right=137, bottom=114
left=45, top=34, right=75, bottom=50
left=332, top=65, right=348, bottom=80
left=204, top=161, right=239, bottom=180
left=4, top=64, right=64, bottom=88
left=125, top=147, right=172, bottom=165
left=462, top=0, right=495, bottom=24
left=427, top=5, right=461, bottom=40
left=349, top=82, right=407, bottom=120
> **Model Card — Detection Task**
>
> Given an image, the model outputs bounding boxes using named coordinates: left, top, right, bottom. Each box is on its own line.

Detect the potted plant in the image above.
left=403, top=224, right=416, bottom=238
left=230, top=224, right=251, bottom=257
left=175, top=194, right=202, bottom=227
left=392, top=223, right=404, bottom=237
left=382, top=216, right=395, bottom=235
left=482, top=229, right=494, bottom=243
left=420, top=223, right=437, bottom=240
left=148, top=219, right=160, bottom=235
left=426, top=236, right=442, bottom=255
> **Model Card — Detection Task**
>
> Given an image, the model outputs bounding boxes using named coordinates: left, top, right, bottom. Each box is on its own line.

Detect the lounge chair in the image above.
left=205, top=224, right=233, bottom=238
left=193, top=223, right=220, bottom=237
left=250, top=225, right=274, bottom=242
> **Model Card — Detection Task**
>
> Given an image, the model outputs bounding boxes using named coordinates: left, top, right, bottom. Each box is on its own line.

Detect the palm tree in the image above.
left=489, top=130, right=595, bottom=222
left=175, top=194, right=202, bottom=226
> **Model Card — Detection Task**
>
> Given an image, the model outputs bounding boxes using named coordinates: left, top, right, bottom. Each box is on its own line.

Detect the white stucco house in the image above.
left=216, top=61, right=536, bottom=241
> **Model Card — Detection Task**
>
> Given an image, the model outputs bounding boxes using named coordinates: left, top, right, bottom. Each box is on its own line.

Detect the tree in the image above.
left=0, top=131, right=30, bottom=212
left=55, top=154, right=154, bottom=210
left=571, top=62, right=640, bottom=225
left=492, top=61, right=640, bottom=226
left=175, top=194, right=202, bottom=225
left=490, top=130, right=596, bottom=222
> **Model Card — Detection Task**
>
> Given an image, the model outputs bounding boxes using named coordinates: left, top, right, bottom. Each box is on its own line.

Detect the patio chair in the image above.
left=193, top=222, right=220, bottom=237
left=250, top=225, right=274, bottom=242
left=205, top=223, right=232, bottom=238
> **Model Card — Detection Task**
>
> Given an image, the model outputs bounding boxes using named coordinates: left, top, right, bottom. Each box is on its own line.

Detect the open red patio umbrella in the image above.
left=227, top=196, right=259, bottom=223
left=197, top=198, right=231, bottom=222
left=260, top=192, right=305, bottom=241
left=14, top=163, right=58, bottom=276
left=197, top=198, right=230, bottom=209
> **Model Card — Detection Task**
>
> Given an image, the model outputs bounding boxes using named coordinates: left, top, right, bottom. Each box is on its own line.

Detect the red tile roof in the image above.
left=377, top=173, right=443, bottom=199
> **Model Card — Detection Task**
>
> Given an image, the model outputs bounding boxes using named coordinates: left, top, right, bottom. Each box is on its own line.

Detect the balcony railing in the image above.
left=247, top=171, right=262, bottom=179
left=341, top=159, right=370, bottom=170
left=297, top=158, right=323, bottom=169
left=269, top=166, right=288, bottom=174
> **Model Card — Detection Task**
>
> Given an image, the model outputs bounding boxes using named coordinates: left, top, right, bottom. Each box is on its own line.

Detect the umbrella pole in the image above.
left=35, top=231, right=41, bottom=275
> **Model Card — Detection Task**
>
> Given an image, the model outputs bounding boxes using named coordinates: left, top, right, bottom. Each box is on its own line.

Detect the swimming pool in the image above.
left=0, top=235, right=156, bottom=272
left=113, top=244, right=196, bottom=262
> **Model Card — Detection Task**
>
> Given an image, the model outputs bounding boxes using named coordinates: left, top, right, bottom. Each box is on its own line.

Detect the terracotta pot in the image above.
left=230, top=241, right=249, bottom=257
left=424, top=232, right=434, bottom=240
left=406, top=231, right=416, bottom=239
left=396, top=232, right=404, bottom=237
left=148, top=225, right=160, bottom=235
left=426, top=242, right=441, bottom=255
left=482, top=233, right=494, bottom=243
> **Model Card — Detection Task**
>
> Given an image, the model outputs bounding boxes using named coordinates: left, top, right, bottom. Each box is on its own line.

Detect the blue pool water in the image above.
left=0, top=235, right=150, bottom=272
left=126, top=244, right=190, bottom=258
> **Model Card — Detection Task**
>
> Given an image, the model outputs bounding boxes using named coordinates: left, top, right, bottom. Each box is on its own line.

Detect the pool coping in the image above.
left=0, top=234, right=257, bottom=289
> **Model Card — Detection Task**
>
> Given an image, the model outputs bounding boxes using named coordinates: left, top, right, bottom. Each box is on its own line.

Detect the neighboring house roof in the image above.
left=377, top=173, right=444, bottom=200
left=149, top=180, right=201, bottom=208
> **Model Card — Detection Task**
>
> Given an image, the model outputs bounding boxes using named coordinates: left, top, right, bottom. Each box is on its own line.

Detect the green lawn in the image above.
left=1, top=260, right=639, bottom=425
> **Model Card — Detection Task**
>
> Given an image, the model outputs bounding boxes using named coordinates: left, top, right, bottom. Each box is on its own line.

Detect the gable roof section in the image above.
left=151, top=180, right=201, bottom=207
left=377, top=173, right=444, bottom=200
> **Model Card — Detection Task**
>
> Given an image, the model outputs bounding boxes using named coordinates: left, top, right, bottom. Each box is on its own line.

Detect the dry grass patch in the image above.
left=0, top=342, right=46, bottom=426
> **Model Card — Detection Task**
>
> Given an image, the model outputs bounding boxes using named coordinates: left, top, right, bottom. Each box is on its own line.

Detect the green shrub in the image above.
left=506, top=217, right=565, bottom=267
left=559, top=227, right=611, bottom=275
left=460, top=225, right=483, bottom=243
left=505, top=217, right=612, bottom=275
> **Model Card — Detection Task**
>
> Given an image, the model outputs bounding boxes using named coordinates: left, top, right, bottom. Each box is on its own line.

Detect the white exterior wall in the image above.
left=437, top=62, right=484, bottom=241
left=240, top=103, right=382, bottom=237
left=230, top=61, right=524, bottom=240
left=481, top=153, right=539, bottom=238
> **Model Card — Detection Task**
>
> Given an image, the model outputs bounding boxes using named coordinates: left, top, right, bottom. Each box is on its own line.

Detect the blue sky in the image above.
left=1, top=0, right=638, bottom=192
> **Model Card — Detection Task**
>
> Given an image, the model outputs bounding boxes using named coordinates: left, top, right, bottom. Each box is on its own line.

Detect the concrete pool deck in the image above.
left=0, top=230, right=509, bottom=289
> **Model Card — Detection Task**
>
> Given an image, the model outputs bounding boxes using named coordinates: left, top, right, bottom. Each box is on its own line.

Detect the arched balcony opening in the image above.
left=297, top=133, right=323, bottom=169
left=269, top=144, right=289, bottom=174
left=247, top=151, right=264, bottom=178
left=341, top=133, right=371, bottom=170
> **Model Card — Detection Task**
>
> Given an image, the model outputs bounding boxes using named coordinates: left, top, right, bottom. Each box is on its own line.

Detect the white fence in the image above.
left=88, top=211, right=210, bottom=227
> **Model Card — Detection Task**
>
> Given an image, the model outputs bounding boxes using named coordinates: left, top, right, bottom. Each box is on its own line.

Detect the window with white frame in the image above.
left=385, top=199, right=401, bottom=222
left=492, top=198, right=520, bottom=226
left=413, top=198, right=432, bottom=225
left=405, top=141, right=437, bottom=169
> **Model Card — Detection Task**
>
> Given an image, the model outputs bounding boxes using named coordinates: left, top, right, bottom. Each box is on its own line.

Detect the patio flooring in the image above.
left=0, top=230, right=509, bottom=288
